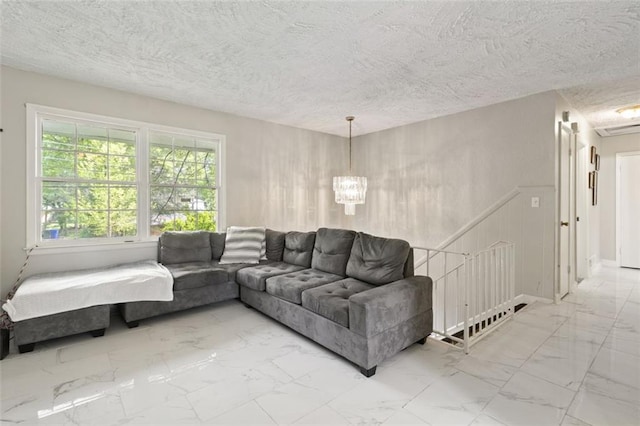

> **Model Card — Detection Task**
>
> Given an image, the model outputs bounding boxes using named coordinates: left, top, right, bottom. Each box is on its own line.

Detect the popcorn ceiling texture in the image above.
left=559, top=75, right=640, bottom=131
left=1, top=1, right=639, bottom=136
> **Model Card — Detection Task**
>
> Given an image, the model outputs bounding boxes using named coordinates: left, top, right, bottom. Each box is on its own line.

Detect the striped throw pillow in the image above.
left=219, top=226, right=265, bottom=264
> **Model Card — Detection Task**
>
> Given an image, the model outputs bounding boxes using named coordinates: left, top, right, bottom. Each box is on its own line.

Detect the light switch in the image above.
left=531, top=197, right=540, bottom=208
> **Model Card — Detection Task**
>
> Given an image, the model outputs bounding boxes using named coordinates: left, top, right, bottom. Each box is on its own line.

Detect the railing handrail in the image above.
left=435, top=188, right=521, bottom=250
left=412, top=246, right=469, bottom=257
left=412, top=246, right=469, bottom=270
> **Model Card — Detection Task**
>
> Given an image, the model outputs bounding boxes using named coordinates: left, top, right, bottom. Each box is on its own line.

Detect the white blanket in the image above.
left=2, top=260, right=173, bottom=322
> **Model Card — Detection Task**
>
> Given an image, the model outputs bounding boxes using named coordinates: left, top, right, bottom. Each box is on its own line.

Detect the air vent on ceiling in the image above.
left=595, top=123, right=640, bottom=137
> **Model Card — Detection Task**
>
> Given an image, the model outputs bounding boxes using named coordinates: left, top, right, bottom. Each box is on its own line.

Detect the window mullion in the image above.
left=138, top=127, right=150, bottom=241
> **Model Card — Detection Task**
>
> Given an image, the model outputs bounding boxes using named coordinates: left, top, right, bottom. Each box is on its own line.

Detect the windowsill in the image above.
left=26, top=239, right=159, bottom=256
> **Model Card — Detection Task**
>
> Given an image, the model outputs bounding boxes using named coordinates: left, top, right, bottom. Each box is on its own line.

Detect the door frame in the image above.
left=555, top=118, right=578, bottom=302
left=574, top=133, right=588, bottom=281
left=616, top=151, right=640, bottom=267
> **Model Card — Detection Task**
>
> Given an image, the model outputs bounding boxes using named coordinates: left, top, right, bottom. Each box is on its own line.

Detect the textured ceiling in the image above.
left=1, top=1, right=639, bottom=136
left=559, top=75, right=640, bottom=131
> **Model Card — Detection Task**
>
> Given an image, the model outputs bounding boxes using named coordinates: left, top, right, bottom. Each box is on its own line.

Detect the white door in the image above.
left=619, top=154, right=640, bottom=269
left=558, top=123, right=572, bottom=298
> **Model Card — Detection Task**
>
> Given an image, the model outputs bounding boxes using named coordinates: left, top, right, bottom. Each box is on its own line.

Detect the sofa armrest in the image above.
left=348, top=276, right=432, bottom=338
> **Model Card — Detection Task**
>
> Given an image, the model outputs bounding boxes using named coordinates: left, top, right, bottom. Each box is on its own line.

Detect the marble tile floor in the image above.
left=1, top=266, right=638, bottom=425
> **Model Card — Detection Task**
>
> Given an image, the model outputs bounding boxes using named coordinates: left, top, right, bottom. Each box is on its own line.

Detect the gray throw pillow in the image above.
left=219, top=226, right=265, bottom=264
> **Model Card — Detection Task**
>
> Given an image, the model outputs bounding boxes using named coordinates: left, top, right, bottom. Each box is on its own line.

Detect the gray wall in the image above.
left=0, top=66, right=347, bottom=295
left=351, top=92, right=559, bottom=298
left=599, top=133, right=640, bottom=262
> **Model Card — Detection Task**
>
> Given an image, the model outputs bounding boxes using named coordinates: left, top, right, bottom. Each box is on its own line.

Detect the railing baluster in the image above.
left=443, top=253, right=448, bottom=333
left=410, top=243, right=514, bottom=354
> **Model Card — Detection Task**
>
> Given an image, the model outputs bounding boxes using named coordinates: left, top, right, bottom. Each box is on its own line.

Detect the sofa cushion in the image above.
left=311, top=228, right=356, bottom=276
left=346, top=232, right=411, bottom=285
left=236, top=262, right=306, bottom=291
left=165, top=262, right=228, bottom=291
left=210, top=232, right=226, bottom=260
left=301, top=278, right=374, bottom=328
left=210, top=260, right=268, bottom=281
left=282, top=231, right=316, bottom=267
left=219, top=226, right=265, bottom=264
left=265, top=268, right=342, bottom=304
left=160, top=231, right=212, bottom=265
left=265, top=229, right=286, bottom=261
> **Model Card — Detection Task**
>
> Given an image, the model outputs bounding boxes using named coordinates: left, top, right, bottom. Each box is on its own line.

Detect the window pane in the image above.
left=109, top=140, right=135, bottom=157
left=42, top=182, right=76, bottom=210
left=78, top=184, right=108, bottom=210
left=77, top=153, right=108, bottom=180
left=77, top=125, right=108, bottom=153
left=196, top=151, right=216, bottom=185
left=110, top=185, right=137, bottom=210
left=150, top=157, right=174, bottom=184
left=41, top=210, right=76, bottom=240
left=42, top=149, right=75, bottom=178
left=173, top=149, right=196, bottom=185
left=110, top=128, right=135, bottom=143
left=198, top=188, right=216, bottom=210
left=110, top=210, right=137, bottom=237
left=168, top=188, right=197, bottom=211
left=109, top=155, right=136, bottom=181
left=42, top=133, right=75, bottom=152
left=195, top=211, right=217, bottom=231
left=78, top=211, right=108, bottom=238
left=149, top=132, right=173, bottom=146
left=150, top=186, right=178, bottom=213
left=42, top=120, right=75, bottom=151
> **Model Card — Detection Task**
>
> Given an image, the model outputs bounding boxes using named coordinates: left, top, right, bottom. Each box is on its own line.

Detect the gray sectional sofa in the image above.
left=119, top=227, right=433, bottom=377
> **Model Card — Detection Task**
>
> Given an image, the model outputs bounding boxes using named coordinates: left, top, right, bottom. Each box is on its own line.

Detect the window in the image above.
left=149, top=131, right=218, bottom=235
left=27, top=105, right=225, bottom=247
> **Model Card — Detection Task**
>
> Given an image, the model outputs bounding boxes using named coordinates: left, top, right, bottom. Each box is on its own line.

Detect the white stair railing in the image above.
left=413, top=241, right=515, bottom=353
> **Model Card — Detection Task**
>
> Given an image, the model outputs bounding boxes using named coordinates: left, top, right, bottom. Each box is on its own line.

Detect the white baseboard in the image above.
left=515, top=294, right=553, bottom=306
left=600, top=259, right=617, bottom=268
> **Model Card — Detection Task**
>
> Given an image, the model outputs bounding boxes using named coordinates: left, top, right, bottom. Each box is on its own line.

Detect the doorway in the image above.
left=617, top=152, right=640, bottom=269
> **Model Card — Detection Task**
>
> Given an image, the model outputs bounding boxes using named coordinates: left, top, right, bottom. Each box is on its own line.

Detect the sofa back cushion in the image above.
left=345, top=232, right=410, bottom=285
left=404, top=248, right=415, bottom=278
left=265, top=229, right=286, bottom=261
left=160, top=231, right=212, bottom=265
left=219, top=226, right=265, bottom=264
left=283, top=231, right=316, bottom=267
left=210, top=232, right=226, bottom=260
left=311, top=228, right=356, bottom=276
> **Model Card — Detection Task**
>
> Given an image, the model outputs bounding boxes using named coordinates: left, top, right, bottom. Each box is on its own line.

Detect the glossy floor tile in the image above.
left=1, top=266, right=638, bottom=425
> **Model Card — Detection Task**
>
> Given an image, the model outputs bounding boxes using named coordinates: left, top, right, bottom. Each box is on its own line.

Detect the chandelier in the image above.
left=333, top=116, right=367, bottom=215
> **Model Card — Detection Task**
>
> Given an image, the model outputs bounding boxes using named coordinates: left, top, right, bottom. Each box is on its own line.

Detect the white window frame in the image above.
left=26, top=104, right=226, bottom=250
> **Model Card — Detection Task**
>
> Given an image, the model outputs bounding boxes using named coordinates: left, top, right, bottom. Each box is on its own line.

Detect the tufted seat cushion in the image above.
left=236, top=262, right=306, bottom=291
left=301, top=278, right=375, bottom=327
left=265, top=269, right=342, bottom=304
left=165, top=262, right=229, bottom=291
